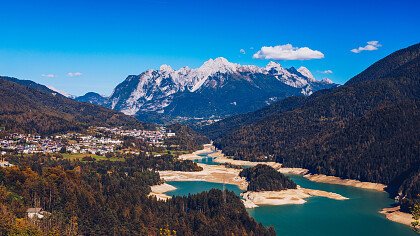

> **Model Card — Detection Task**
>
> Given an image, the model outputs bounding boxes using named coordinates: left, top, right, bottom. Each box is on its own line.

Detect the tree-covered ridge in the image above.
left=165, top=123, right=210, bottom=151
left=207, top=43, right=420, bottom=212
left=0, top=78, right=152, bottom=135
left=127, top=153, right=203, bottom=172
left=347, top=43, right=420, bottom=85
left=200, top=96, right=305, bottom=140
left=240, top=164, right=297, bottom=191
left=0, top=155, right=274, bottom=235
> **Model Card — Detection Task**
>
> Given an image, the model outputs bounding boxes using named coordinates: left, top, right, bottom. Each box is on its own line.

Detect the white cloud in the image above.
left=41, top=74, right=56, bottom=78
left=240, top=49, right=246, bottom=54
left=67, top=72, right=82, bottom=77
left=351, top=41, right=382, bottom=53
left=253, top=44, right=324, bottom=60
left=319, top=70, right=333, bottom=74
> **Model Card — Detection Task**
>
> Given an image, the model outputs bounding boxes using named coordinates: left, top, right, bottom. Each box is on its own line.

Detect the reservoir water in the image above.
left=193, top=154, right=220, bottom=165
left=166, top=156, right=417, bottom=236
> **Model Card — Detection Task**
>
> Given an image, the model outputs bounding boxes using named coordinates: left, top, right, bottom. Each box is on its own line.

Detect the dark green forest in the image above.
left=165, top=124, right=210, bottom=151
left=240, top=165, right=297, bottom=191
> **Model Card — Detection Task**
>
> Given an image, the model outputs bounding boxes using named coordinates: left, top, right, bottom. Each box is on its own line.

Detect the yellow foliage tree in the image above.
left=9, top=218, right=42, bottom=236
left=412, top=203, right=420, bottom=232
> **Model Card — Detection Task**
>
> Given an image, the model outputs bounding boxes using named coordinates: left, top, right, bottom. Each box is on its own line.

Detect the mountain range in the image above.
left=203, top=43, right=420, bottom=212
left=76, top=58, right=337, bottom=121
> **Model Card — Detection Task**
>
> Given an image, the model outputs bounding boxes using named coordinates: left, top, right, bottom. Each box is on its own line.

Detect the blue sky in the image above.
left=1, top=0, right=419, bottom=96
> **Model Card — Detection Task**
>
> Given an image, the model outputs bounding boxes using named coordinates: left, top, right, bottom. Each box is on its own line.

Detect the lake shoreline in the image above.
left=304, top=174, right=387, bottom=192
left=206, top=146, right=388, bottom=192
left=178, top=144, right=214, bottom=161
left=169, top=145, right=349, bottom=208
left=159, top=162, right=248, bottom=190
left=175, top=145, right=412, bottom=230
left=149, top=183, right=177, bottom=200
left=241, top=187, right=348, bottom=208
left=380, top=206, right=414, bottom=227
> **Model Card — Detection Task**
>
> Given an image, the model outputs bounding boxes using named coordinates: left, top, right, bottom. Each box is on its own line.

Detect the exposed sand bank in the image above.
left=209, top=150, right=280, bottom=169
left=241, top=186, right=348, bottom=208
left=210, top=150, right=309, bottom=175
left=278, top=167, right=309, bottom=175
left=159, top=163, right=248, bottom=190
left=380, top=206, right=414, bottom=227
left=178, top=144, right=214, bottom=161
left=208, top=148, right=389, bottom=193
left=305, top=174, right=387, bottom=192
left=148, top=183, right=177, bottom=201
left=173, top=144, right=404, bottom=225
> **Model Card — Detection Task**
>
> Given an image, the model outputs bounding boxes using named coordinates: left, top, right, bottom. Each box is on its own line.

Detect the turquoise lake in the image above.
left=166, top=156, right=417, bottom=236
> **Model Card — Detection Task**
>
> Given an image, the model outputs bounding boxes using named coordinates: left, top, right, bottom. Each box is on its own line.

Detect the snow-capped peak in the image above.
left=265, top=61, right=283, bottom=71
left=199, top=57, right=239, bottom=74
left=297, top=66, right=316, bottom=82
left=109, top=57, right=336, bottom=116
left=321, top=78, right=333, bottom=84
left=159, top=64, right=174, bottom=73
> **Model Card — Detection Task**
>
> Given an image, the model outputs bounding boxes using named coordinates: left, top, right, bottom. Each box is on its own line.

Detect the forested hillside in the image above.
left=0, top=154, right=274, bottom=235
left=206, top=43, right=420, bottom=211
left=0, top=78, right=151, bottom=134
left=201, top=96, right=305, bottom=140
left=0, top=76, right=60, bottom=95
left=165, top=123, right=210, bottom=151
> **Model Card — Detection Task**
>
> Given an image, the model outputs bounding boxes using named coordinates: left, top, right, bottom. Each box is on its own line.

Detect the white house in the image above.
left=26, top=208, right=45, bottom=219
left=0, top=159, right=13, bottom=168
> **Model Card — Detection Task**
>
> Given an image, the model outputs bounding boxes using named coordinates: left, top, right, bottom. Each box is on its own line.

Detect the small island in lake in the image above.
left=240, top=164, right=297, bottom=191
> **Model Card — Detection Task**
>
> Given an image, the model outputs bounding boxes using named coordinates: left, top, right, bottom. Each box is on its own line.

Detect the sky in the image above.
left=1, top=0, right=419, bottom=96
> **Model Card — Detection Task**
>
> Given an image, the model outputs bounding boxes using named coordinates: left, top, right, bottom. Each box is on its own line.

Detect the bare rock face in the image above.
left=80, top=57, right=337, bottom=119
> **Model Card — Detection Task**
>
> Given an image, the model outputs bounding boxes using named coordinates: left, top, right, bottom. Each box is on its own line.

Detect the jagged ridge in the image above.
left=79, top=58, right=337, bottom=119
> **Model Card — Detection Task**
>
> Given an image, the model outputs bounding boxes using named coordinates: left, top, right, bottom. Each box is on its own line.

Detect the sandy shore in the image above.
left=209, top=150, right=280, bottom=168
left=178, top=144, right=214, bottom=161
left=278, top=167, right=309, bottom=175
left=380, top=206, right=414, bottom=227
left=305, top=174, right=387, bottom=192
left=191, top=145, right=388, bottom=193
left=210, top=150, right=310, bottom=175
left=241, top=187, right=348, bottom=208
left=208, top=148, right=389, bottom=193
left=162, top=144, right=413, bottom=230
left=148, top=183, right=177, bottom=201
left=159, top=163, right=248, bottom=190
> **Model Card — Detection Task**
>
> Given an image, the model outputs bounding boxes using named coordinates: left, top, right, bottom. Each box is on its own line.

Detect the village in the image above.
left=0, top=126, right=176, bottom=157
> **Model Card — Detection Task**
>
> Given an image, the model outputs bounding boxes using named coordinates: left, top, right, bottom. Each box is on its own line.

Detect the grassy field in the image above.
left=61, top=153, right=125, bottom=162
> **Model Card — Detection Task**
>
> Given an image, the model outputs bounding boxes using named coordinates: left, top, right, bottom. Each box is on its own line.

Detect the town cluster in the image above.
left=0, top=126, right=176, bottom=156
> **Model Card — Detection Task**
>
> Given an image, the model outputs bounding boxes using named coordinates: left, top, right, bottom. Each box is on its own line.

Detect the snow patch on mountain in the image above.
left=298, top=66, right=316, bottom=82
left=321, top=78, right=333, bottom=84
left=47, top=85, right=74, bottom=98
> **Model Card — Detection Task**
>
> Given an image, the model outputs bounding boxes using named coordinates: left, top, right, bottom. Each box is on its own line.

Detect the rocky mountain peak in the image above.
left=297, top=66, right=316, bottom=82
left=159, top=64, right=174, bottom=73
left=265, top=61, right=283, bottom=72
